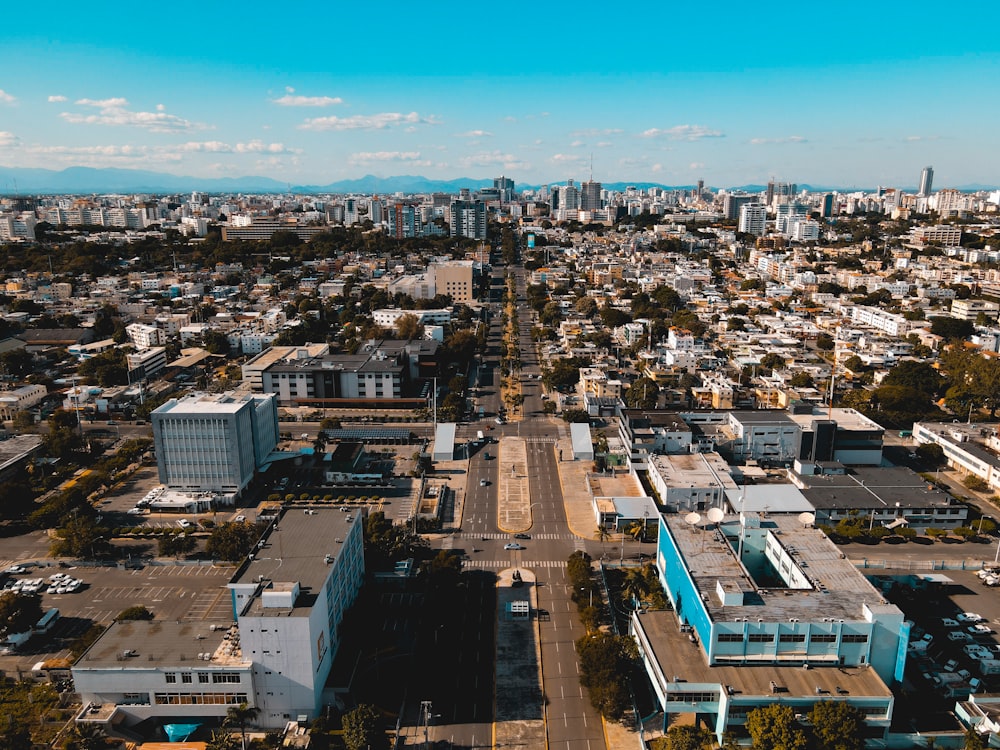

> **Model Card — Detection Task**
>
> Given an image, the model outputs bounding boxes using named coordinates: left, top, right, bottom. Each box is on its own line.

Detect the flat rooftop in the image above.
left=796, top=466, right=954, bottom=510
left=787, top=407, right=882, bottom=432
left=634, top=608, right=892, bottom=699
left=76, top=620, right=245, bottom=669
left=231, top=507, right=359, bottom=617
left=648, top=453, right=739, bottom=490
left=154, top=391, right=262, bottom=416
left=665, top=514, right=891, bottom=622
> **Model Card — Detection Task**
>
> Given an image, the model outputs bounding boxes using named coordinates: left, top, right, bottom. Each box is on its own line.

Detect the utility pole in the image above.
left=420, top=700, right=432, bottom=749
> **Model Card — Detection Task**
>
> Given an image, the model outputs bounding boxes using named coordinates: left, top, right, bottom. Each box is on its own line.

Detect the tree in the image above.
left=789, top=371, right=814, bottom=388
left=595, top=525, right=611, bottom=554
left=206, top=522, right=261, bottom=563
left=66, top=722, right=109, bottom=750
left=394, top=313, right=424, bottom=340
left=745, top=703, right=807, bottom=750
left=562, top=409, right=591, bottom=423
left=882, top=360, right=942, bottom=397
left=342, top=704, right=388, bottom=750
left=159, top=533, right=198, bottom=558
left=0, top=591, right=42, bottom=639
left=576, top=631, right=639, bottom=720
left=206, top=730, right=239, bottom=750
left=810, top=700, right=865, bottom=750
left=816, top=333, right=835, bottom=351
left=51, top=515, right=110, bottom=559
left=116, top=605, right=154, bottom=621
left=225, top=702, right=260, bottom=750
left=964, top=728, right=987, bottom=750
left=665, top=725, right=712, bottom=750
left=760, top=352, right=785, bottom=372
left=623, top=376, right=659, bottom=410
left=930, top=315, right=974, bottom=341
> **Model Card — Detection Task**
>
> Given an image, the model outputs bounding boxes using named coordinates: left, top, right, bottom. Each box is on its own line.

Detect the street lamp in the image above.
left=580, top=586, right=593, bottom=608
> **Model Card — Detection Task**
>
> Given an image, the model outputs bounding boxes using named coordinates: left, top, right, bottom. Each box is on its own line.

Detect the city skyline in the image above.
left=1, top=2, right=999, bottom=189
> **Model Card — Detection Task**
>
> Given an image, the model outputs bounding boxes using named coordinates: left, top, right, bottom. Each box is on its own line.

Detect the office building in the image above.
left=722, top=192, right=757, bottom=221
left=919, top=166, right=934, bottom=197
left=126, top=323, right=166, bottom=350
left=72, top=507, right=365, bottom=731
left=151, top=392, right=279, bottom=495
left=634, top=512, right=904, bottom=743
left=580, top=180, right=603, bottom=211
left=493, top=176, right=515, bottom=203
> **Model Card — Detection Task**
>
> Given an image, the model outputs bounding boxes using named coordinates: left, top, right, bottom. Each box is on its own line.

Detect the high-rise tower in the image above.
left=919, top=166, right=934, bottom=197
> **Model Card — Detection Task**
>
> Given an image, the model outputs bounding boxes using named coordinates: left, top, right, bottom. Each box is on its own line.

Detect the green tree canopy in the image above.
left=929, top=315, right=974, bottom=341
left=342, top=704, right=388, bottom=750
left=882, top=360, right=942, bottom=397
left=745, top=703, right=808, bottom=750
left=623, top=376, right=659, bottom=410
left=205, top=521, right=262, bottom=563
left=810, top=700, right=865, bottom=750
left=0, top=591, right=43, bottom=639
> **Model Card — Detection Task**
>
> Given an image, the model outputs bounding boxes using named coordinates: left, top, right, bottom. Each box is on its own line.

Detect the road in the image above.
left=425, top=261, right=607, bottom=749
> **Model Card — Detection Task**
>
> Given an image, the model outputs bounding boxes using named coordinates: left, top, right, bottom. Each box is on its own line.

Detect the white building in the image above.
left=151, top=392, right=279, bottom=495
left=738, top=204, right=767, bottom=237
left=126, top=347, right=167, bottom=380
left=126, top=323, right=167, bottom=350
left=850, top=306, right=913, bottom=337
left=372, top=308, right=452, bottom=329
left=72, top=507, right=365, bottom=731
left=0, top=384, right=47, bottom=420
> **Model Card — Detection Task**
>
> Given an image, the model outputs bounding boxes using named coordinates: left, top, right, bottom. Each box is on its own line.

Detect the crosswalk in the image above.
left=464, top=560, right=568, bottom=569
left=458, top=532, right=573, bottom=541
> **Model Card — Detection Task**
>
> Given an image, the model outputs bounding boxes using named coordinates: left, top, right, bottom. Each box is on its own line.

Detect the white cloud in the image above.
left=272, top=94, right=344, bottom=107
left=75, top=97, right=128, bottom=108
left=459, top=151, right=530, bottom=170
left=47, top=95, right=67, bottom=103
left=570, top=140, right=585, bottom=148
left=298, top=111, right=435, bottom=131
left=0, top=131, right=20, bottom=148
left=0, top=90, right=16, bottom=105
left=62, top=98, right=202, bottom=133
left=550, top=153, right=585, bottom=163
left=749, top=135, right=807, bottom=145
left=904, top=135, right=941, bottom=142
left=651, top=164, right=663, bottom=173
left=642, top=124, right=724, bottom=141
left=456, top=130, right=493, bottom=138
left=595, top=141, right=613, bottom=148
left=570, top=128, right=623, bottom=137
left=178, top=140, right=298, bottom=154
left=689, top=162, right=705, bottom=170
left=349, top=151, right=431, bottom=166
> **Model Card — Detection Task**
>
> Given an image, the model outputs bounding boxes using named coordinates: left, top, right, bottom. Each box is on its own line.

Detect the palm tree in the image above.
left=595, top=525, right=611, bottom=556
left=621, top=567, right=649, bottom=611
left=225, top=702, right=260, bottom=750
left=71, top=723, right=108, bottom=750
left=206, top=730, right=239, bottom=750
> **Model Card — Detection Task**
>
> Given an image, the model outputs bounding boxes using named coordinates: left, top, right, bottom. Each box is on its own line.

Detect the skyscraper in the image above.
left=738, top=204, right=767, bottom=237
left=580, top=180, right=603, bottom=211
left=919, top=166, right=934, bottom=197
left=450, top=200, right=487, bottom=240
left=493, top=176, right=515, bottom=203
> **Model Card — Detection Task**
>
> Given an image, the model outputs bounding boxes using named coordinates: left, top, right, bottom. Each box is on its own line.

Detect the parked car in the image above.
left=964, top=644, right=991, bottom=659
left=944, top=659, right=960, bottom=672
left=969, top=624, right=993, bottom=635
left=958, top=612, right=984, bottom=623
left=942, top=618, right=960, bottom=628
left=177, top=519, right=192, bottom=529
left=948, top=631, right=973, bottom=642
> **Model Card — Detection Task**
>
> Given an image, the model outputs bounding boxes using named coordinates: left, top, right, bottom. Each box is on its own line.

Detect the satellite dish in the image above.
left=707, top=508, right=725, bottom=524
left=685, top=512, right=702, bottom=527
left=798, top=512, right=816, bottom=527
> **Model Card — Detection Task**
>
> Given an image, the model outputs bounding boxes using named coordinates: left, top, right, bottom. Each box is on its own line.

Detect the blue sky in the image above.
left=1, top=2, right=999, bottom=189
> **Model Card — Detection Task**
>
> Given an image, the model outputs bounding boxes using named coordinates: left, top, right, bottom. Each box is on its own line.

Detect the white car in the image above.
left=503, top=543, right=524, bottom=551
left=45, top=585, right=58, bottom=594
left=969, top=623, right=993, bottom=635
left=948, top=631, right=973, bottom=643
left=942, top=618, right=960, bottom=628
left=178, top=519, right=192, bottom=529
left=958, top=612, right=984, bottom=623
left=127, top=507, right=146, bottom=515
left=234, top=515, right=246, bottom=523
left=964, top=644, right=991, bottom=659
left=5, top=565, right=26, bottom=574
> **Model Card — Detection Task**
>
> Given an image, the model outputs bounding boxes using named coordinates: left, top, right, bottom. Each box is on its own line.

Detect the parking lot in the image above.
left=0, top=562, right=236, bottom=672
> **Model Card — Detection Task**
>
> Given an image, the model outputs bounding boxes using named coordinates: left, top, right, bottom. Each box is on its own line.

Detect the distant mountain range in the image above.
left=0, top=165, right=994, bottom=195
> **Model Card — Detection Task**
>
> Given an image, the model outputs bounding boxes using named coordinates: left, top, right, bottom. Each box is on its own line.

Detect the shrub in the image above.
left=963, top=475, right=990, bottom=492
